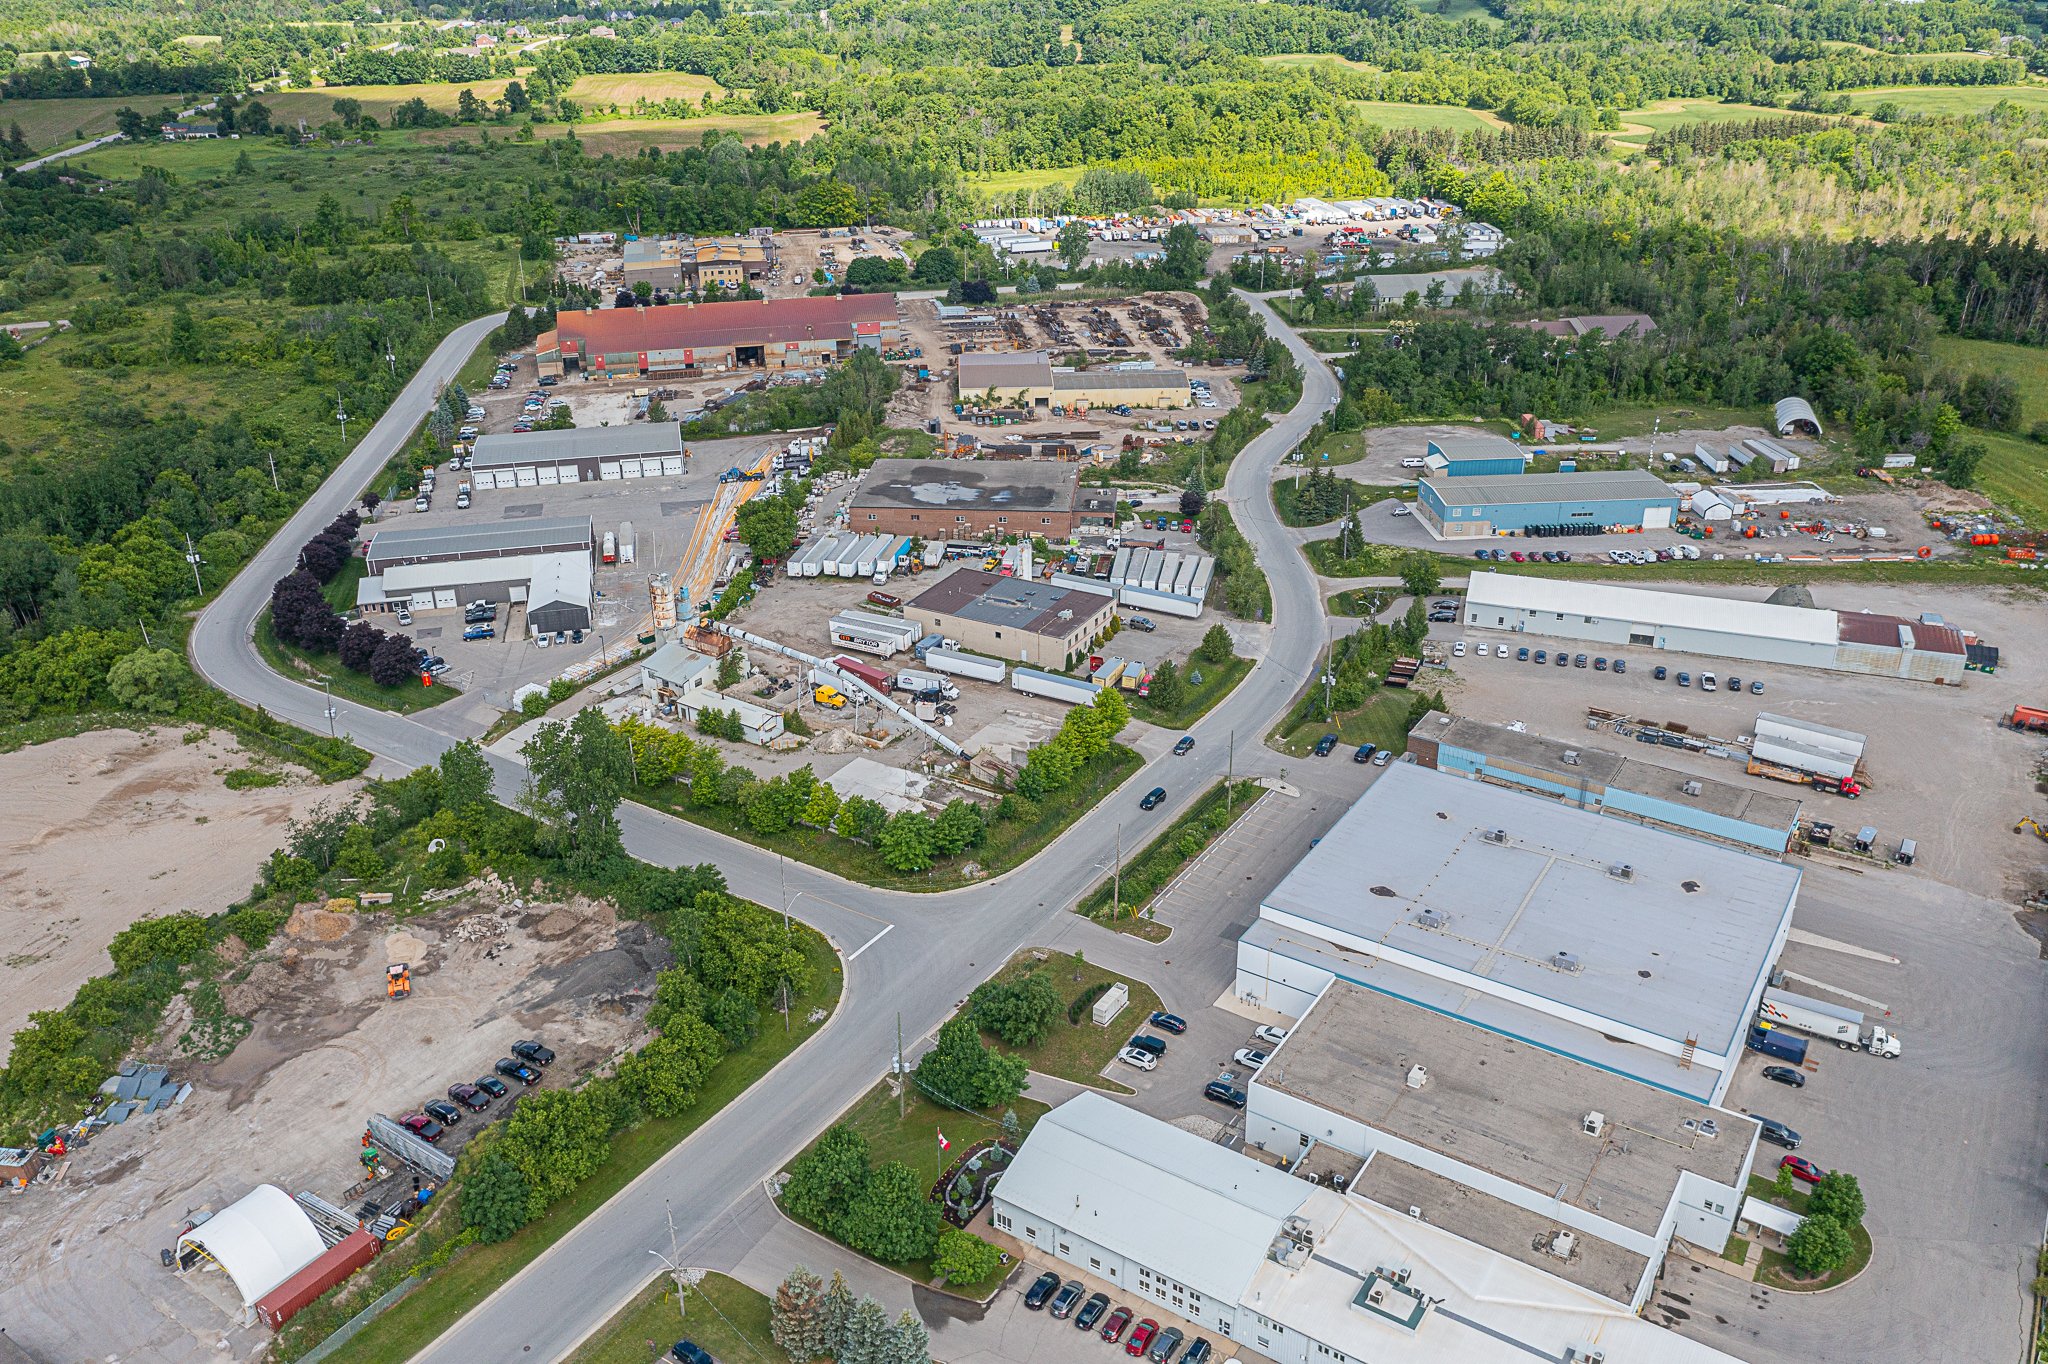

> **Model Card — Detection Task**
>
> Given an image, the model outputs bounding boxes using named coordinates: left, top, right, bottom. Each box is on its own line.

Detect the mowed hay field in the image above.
left=0, top=92, right=210, bottom=152
left=414, top=111, right=824, bottom=153
left=262, top=80, right=518, bottom=127
left=564, top=71, right=724, bottom=109
left=1349, top=100, right=1502, bottom=132
left=1842, top=83, right=2048, bottom=117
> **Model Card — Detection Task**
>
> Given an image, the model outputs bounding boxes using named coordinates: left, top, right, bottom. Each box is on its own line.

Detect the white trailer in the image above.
left=894, top=668, right=959, bottom=699
left=1047, top=572, right=1114, bottom=599
left=1111, top=547, right=1132, bottom=583
left=832, top=538, right=866, bottom=578
left=1759, top=986, right=1902, bottom=1057
left=1187, top=557, right=1215, bottom=601
left=833, top=609, right=917, bottom=647
left=1118, top=584, right=1204, bottom=620
left=925, top=647, right=1006, bottom=683
left=922, top=541, right=945, bottom=569
left=1155, top=552, right=1182, bottom=594
left=1171, top=553, right=1201, bottom=596
left=1012, top=667, right=1102, bottom=706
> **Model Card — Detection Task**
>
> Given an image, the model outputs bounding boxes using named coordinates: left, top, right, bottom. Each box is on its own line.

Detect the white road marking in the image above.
left=848, top=924, right=894, bottom=960
left=1786, top=928, right=1901, bottom=964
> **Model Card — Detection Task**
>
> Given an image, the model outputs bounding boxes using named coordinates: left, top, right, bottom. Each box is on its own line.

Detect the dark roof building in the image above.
left=907, top=568, right=1117, bottom=664
left=364, top=516, right=593, bottom=575
left=546, top=295, right=900, bottom=378
left=848, top=458, right=1104, bottom=537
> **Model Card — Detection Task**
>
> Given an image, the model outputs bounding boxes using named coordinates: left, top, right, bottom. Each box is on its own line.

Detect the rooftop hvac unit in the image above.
left=1551, top=950, right=1583, bottom=973
left=1547, top=1230, right=1577, bottom=1260
left=1561, top=749, right=1581, bottom=766
left=1568, top=1350, right=1608, bottom=1364
left=1581, top=1110, right=1605, bottom=1135
left=1681, top=780, right=1704, bottom=797
left=1406, top=1065, right=1429, bottom=1089
left=1606, top=864, right=1634, bottom=882
left=1481, top=828, right=1509, bottom=844
left=1699, top=1118, right=1720, bottom=1138
left=1395, top=1267, right=1413, bottom=1285
left=1407, top=1206, right=1422, bottom=1220
left=1415, top=909, right=1447, bottom=930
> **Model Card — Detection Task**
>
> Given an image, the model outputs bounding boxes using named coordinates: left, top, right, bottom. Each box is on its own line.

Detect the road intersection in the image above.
left=187, top=294, right=1342, bottom=1362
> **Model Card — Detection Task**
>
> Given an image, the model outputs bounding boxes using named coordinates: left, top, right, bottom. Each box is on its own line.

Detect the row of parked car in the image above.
left=394, top=1039, right=554, bottom=1143
left=1025, top=1271, right=1218, bottom=1364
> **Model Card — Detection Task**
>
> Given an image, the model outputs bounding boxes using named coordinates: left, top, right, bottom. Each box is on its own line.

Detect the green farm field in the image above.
left=0, top=92, right=210, bottom=152
left=1842, top=83, right=2048, bottom=117
left=1348, top=100, right=1502, bottom=133
left=413, top=111, right=824, bottom=154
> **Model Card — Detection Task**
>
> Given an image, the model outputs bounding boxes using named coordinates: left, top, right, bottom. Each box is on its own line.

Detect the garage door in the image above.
left=537, top=466, right=559, bottom=485
left=410, top=591, right=437, bottom=610
left=473, top=471, right=498, bottom=490
left=599, top=462, right=622, bottom=480
left=558, top=465, right=581, bottom=483
left=661, top=456, right=685, bottom=475
left=517, top=467, right=539, bottom=487
left=621, top=459, right=644, bottom=478
left=433, top=589, right=457, bottom=609
left=1642, top=506, right=1674, bottom=530
left=509, top=585, right=528, bottom=602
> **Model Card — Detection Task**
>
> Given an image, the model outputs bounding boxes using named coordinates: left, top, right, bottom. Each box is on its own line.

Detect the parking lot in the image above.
left=362, top=433, right=785, bottom=712
left=1424, top=578, right=2044, bottom=902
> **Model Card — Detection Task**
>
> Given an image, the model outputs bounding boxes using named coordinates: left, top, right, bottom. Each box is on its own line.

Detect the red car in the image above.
left=1509, top=551, right=1526, bottom=562
left=1100, top=1306, right=1133, bottom=1343
left=1780, top=1155, right=1827, bottom=1185
left=397, top=1112, right=443, bottom=1142
left=1126, top=1319, right=1159, bottom=1357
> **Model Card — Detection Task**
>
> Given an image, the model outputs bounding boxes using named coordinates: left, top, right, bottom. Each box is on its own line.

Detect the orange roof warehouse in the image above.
left=539, top=295, right=902, bottom=380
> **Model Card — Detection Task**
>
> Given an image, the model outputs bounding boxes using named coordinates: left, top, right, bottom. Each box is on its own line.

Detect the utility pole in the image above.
left=266, top=449, right=279, bottom=491
left=183, top=533, right=204, bottom=594
left=1113, top=822, right=1123, bottom=919
left=423, top=270, right=435, bottom=321
left=896, top=1013, right=906, bottom=1119
left=337, top=401, right=350, bottom=452
left=1227, top=728, right=1235, bottom=813
left=323, top=678, right=337, bottom=738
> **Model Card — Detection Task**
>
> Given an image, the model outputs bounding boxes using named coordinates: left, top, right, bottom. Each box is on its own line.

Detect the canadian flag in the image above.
left=938, top=1130, right=951, bottom=1151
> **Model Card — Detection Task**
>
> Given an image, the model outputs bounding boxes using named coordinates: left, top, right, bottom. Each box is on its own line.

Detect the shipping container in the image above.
left=829, top=654, right=894, bottom=691
left=255, top=1231, right=380, bottom=1330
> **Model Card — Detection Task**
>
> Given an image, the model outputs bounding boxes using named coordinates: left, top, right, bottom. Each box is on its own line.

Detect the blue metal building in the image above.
left=1423, top=434, right=1528, bottom=478
left=1416, top=468, right=1679, bottom=539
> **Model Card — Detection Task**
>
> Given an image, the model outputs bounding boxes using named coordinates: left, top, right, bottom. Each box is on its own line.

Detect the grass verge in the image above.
left=299, top=932, right=841, bottom=1364
left=254, top=607, right=459, bottom=715
left=1328, top=587, right=1394, bottom=618
left=1077, top=779, right=1264, bottom=924
left=1275, top=473, right=1406, bottom=526
left=630, top=746, right=1142, bottom=892
left=978, top=949, right=1162, bottom=1087
left=1722, top=1233, right=1751, bottom=1265
left=1130, top=653, right=1252, bottom=730
left=1271, top=689, right=1418, bottom=757
left=563, top=1272, right=773, bottom=1364
left=1757, top=1222, right=1873, bottom=1291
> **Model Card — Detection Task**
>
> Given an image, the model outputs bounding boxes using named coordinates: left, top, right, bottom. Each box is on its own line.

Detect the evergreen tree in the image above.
left=884, top=1308, right=932, bottom=1364
left=818, top=1272, right=856, bottom=1358
left=771, top=1265, right=827, bottom=1364
left=839, top=1295, right=894, bottom=1364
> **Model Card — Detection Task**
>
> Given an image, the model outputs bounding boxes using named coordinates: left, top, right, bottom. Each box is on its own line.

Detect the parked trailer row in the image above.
left=1012, top=667, right=1102, bottom=706
left=829, top=609, right=918, bottom=657
left=1118, top=583, right=1205, bottom=619
left=925, top=647, right=1007, bottom=683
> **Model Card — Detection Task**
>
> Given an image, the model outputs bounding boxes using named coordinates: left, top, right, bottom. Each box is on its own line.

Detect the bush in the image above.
left=460, top=1154, right=532, bottom=1243
left=1784, top=1213, right=1854, bottom=1277
left=969, top=972, right=1062, bottom=1047
left=933, top=1228, right=1004, bottom=1285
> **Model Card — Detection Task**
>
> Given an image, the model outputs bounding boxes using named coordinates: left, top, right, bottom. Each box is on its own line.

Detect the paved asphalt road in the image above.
left=187, top=293, right=1341, bottom=1362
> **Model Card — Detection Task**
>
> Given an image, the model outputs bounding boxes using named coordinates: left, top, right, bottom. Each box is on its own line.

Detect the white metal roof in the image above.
left=1774, top=396, right=1823, bottom=435
left=175, top=1184, right=325, bottom=1305
left=996, top=1093, right=1310, bottom=1302
left=528, top=551, right=593, bottom=609
left=379, top=551, right=592, bottom=597
left=1741, top=1196, right=1804, bottom=1239
left=1465, top=571, right=1838, bottom=646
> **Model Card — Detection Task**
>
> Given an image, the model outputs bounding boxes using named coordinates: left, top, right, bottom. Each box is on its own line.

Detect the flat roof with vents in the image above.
left=907, top=567, right=1107, bottom=634
left=1258, top=980, right=1754, bottom=1242
left=1257, top=764, right=1800, bottom=1062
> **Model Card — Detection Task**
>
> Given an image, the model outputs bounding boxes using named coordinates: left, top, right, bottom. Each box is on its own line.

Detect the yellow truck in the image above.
left=813, top=685, right=848, bottom=709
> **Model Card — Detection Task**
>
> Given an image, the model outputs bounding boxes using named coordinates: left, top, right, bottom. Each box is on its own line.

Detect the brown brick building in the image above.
left=907, top=568, right=1117, bottom=665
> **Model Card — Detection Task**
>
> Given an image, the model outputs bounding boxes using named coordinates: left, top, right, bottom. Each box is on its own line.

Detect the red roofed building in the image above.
left=543, top=295, right=901, bottom=380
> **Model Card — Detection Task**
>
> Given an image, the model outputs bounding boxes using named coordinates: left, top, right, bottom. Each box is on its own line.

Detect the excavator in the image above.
left=2018, top=817, right=2048, bottom=843
left=386, top=963, right=412, bottom=999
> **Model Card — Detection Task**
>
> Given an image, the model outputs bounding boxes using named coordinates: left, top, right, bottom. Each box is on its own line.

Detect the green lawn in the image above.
left=977, top=949, right=1162, bottom=1087
left=1933, top=336, right=2048, bottom=420
left=1272, top=688, right=1417, bottom=757
left=970, top=165, right=1084, bottom=196
left=1722, top=1233, right=1751, bottom=1265
left=253, top=607, right=458, bottom=715
left=1287, top=428, right=1372, bottom=466
left=1257, top=54, right=1384, bottom=75
left=1328, top=587, right=1396, bottom=618
left=563, top=1273, right=777, bottom=1364
left=786, top=1079, right=1051, bottom=1283
left=1841, top=83, right=2048, bottom=118
left=1970, top=429, right=2048, bottom=528
left=630, top=746, right=1143, bottom=892
left=1306, top=537, right=1409, bottom=578
left=1130, top=652, right=1252, bottom=729
left=1537, top=402, right=1769, bottom=442
left=297, top=932, right=842, bottom=1364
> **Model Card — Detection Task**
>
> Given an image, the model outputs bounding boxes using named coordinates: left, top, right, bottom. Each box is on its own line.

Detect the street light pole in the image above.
left=323, top=678, right=337, bottom=738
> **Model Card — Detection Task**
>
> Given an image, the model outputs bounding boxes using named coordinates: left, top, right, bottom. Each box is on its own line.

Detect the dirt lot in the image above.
left=0, top=882, right=664, bottom=1364
left=0, top=729, right=359, bottom=1065
left=1423, top=579, right=2047, bottom=902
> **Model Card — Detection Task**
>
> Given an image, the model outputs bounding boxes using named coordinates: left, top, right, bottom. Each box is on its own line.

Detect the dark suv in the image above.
left=1313, top=733, right=1339, bottom=756
left=1140, top=786, right=1167, bottom=810
left=1204, top=1079, right=1247, bottom=1108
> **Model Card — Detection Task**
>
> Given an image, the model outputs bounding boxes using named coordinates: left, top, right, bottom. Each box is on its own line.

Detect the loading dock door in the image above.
left=558, top=465, right=581, bottom=483
left=517, top=467, right=540, bottom=487
left=537, top=466, right=559, bottom=485
left=600, top=462, right=622, bottom=480
left=662, top=456, right=685, bottom=475
left=433, top=589, right=458, bottom=609
left=1642, top=506, right=1674, bottom=530
left=410, top=591, right=437, bottom=610
left=618, top=459, right=642, bottom=478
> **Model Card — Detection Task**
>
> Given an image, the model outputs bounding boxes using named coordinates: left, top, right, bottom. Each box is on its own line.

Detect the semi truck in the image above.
left=830, top=655, right=894, bottom=692
left=1747, top=756, right=1862, bottom=798
left=925, top=647, right=1005, bottom=683
left=1758, top=987, right=1903, bottom=1057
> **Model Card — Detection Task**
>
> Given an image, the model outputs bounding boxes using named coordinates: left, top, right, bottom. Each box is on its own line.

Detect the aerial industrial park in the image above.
left=3, top=211, right=2045, bottom=1364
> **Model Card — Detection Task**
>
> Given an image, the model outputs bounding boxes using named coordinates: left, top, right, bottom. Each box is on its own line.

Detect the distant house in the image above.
left=474, top=32, right=498, bottom=46
left=65, top=53, right=92, bottom=69
left=160, top=122, right=221, bottom=141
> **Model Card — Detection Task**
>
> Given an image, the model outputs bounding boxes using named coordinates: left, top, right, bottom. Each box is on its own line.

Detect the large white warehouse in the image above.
left=1461, top=572, right=1970, bottom=683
